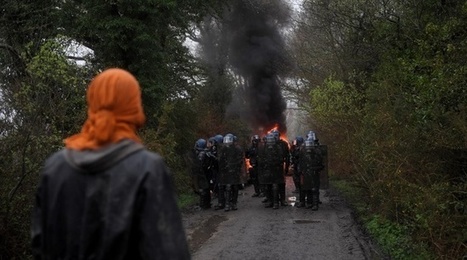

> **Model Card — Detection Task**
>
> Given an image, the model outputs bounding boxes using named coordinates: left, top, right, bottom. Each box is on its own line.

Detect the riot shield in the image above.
left=319, top=145, right=329, bottom=189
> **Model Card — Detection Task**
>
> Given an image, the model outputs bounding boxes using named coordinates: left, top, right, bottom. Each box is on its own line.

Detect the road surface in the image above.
left=182, top=176, right=385, bottom=260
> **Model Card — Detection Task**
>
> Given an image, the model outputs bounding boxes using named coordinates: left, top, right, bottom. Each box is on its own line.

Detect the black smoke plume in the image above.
left=225, top=0, right=291, bottom=134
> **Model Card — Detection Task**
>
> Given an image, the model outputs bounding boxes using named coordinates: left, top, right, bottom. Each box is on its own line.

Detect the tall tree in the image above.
left=60, top=0, right=222, bottom=127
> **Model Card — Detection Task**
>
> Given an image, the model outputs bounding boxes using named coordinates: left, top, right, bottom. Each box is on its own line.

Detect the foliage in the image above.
left=365, top=215, right=432, bottom=260
left=0, top=1, right=225, bottom=258
left=140, top=100, right=196, bottom=194
left=0, top=37, right=89, bottom=258
left=60, top=0, right=223, bottom=128
left=329, top=176, right=368, bottom=214
left=331, top=177, right=433, bottom=259
left=308, top=77, right=365, bottom=174
left=177, top=193, right=198, bottom=209
left=293, top=0, right=467, bottom=258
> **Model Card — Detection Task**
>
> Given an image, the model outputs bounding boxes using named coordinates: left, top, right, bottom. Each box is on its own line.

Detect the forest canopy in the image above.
left=0, top=0, right=465, bottom=259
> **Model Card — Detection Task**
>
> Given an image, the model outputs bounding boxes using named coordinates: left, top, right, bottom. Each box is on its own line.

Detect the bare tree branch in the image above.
left=0, top=42, right=19, bottom=57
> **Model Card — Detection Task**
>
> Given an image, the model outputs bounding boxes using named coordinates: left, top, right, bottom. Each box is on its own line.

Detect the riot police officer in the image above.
left=290, top=136, right=304, bottom=194
left=245, top=135, right=261, bottom=197
left=216, top=133, right=244, bottom=211
left=271, top=129, right=290, bottom=206
left=192, top=138, right=211, bottom=209
left=297, top=136, right=324, bottom=210
left=206, top=136, right=219, bottom=198
left=258, top=133, right=284, bottom=209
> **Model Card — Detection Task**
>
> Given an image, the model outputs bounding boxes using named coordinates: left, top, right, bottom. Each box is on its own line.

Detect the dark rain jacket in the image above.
left=31, top=139, right=191, bottom=260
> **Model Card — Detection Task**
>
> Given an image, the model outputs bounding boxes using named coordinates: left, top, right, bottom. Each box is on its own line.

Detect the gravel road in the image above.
left=182, top=176, right=385, bottom=260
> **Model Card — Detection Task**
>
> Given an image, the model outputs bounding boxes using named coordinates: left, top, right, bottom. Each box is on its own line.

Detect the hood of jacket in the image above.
left=64, top=139, right=144, bottom=173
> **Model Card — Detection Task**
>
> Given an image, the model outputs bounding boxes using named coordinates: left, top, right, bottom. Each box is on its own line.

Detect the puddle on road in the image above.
left=188, top=214, right=228, bottom=253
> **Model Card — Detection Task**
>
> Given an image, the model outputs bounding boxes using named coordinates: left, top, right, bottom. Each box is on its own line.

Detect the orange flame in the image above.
left=264, top=123, right=289, bottom=146
left=245, top=158, right=252, bottom=170
left=266, top=123, right=279, bottom=135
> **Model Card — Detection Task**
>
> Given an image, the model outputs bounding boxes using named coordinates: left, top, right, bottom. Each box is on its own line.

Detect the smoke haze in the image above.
left=225, top=0, right=291, bottom=134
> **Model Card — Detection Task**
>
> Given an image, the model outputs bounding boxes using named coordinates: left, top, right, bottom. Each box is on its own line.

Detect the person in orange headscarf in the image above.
left=31, top=68, right=190, bottom=260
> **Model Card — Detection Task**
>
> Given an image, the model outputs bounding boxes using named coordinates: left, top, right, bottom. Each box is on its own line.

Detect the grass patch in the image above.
left=177, top=192, right=198, bottom=209
left=365, top=215, right=432, bottom=260
left=330, top=175, right=433, bottom=260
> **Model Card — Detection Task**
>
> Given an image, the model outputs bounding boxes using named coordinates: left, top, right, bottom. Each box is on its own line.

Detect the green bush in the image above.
left=365, top=215, right=431, bottom=260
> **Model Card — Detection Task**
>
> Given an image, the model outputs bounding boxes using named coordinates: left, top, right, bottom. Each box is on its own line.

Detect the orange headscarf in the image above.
left=65, top=68, right=146, bottom=150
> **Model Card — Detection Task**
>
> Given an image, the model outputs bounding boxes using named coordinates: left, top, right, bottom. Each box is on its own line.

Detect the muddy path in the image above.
left=182, top=176, right=385, bottom=260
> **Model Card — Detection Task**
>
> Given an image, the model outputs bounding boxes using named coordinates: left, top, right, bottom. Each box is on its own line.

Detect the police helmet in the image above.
left=304, top=137, right=315, bottom=147
left=223, top=133, right=234, bottom=144
left=307, top=131, right=316, bottom=141
left=195, top=138, right=207, bottom=150
left=252, top=135, right=260, bottom=143
left=214, top=134, right=224, bottom=144
left=296, top=136, right=304, bottom=146
left=271, top=129, right=280, bottom=139
left=208, top=136, right=216, bottom=143
left=207, top=136, right=216, bottom=146
left=265, top=133, right=276, bottom=145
